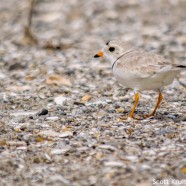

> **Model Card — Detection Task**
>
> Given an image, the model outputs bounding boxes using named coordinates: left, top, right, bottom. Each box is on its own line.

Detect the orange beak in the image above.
left=94, top=51, right=103, bottom=58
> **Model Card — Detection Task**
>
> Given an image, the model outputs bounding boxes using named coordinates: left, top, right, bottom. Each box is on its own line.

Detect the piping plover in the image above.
left=94, top=40, right=186, bottom=119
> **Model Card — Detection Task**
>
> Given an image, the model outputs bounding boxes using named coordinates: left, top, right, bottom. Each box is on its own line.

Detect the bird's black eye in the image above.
left=109, top=47, right=115, bottom=52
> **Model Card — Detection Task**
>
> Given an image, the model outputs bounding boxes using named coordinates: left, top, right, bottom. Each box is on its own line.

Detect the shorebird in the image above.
left=94, top=40, right=186, bottom=119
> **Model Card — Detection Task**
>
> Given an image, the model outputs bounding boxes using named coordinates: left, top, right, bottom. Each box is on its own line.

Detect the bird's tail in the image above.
left=176, top=65, right=186, bottom=69
left=176, top=65, right=186, bottom=88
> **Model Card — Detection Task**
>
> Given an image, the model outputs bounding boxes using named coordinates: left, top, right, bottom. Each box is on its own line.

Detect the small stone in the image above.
left=61, top=125, right=73, bottom=132
left=99, top=145, right=116, bottom=151
left=86, top=100, right=107, bottom=106
left=8, top=63, right=25, bottom=71
left=7, top=141, right=27, bottom=147
left=38, top=109, right=48, bottom=116
left=0, top=139, right=6, bottom=146
left=127, top=128, right=134, bottom=135
left=10, top=111, right=38, bottom=117
left=125, top=155, right=138, bottom=161
left=180, top=166, right=186, bottom=174
left=104, top=161, right=126, bottom=168
left=54, top=96, right=67, bottom=105
left=17, top=146, right=27, bottom=150
left=25, top=75, right=35, bottom=81
left=51, top=148, right=70, bottom=155
left=46, top=74, right=72, bottom=86
left=116, top=107, right=124, bottom=113
left=105, top=10, right=118, bottom=19
left=38, top=130, right=59, bottom=138
left=105, top=99, right=112, bottom=103
left=59, top=131, right=73, bottom=138
left=81, top=95, right=92, bottom=102
left=14, top=127, right=21, bottom=132
left=97, top=110, right=107, bottom=118
left=95, top=152, right=103, bottom=160
left=46, top=116, right=59, bottom=121
left=7, top=85, right=31, bottom=92
left=48, top=175, right=71, bottom=185
left=0, top=72, right=6, bottom=80
left=66, top=117, right=74, bottom=122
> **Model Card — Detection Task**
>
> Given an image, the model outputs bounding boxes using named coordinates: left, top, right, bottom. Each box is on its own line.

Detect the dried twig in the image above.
left=23, top=0, right=38, bottom=45
left=22, top=0, right=73, bottom=50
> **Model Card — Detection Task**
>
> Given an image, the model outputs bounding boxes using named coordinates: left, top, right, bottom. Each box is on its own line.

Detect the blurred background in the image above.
left=1, top=0, right=186, bottom=55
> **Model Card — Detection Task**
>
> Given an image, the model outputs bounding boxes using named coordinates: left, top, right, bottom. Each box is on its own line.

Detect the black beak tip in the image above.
left=94, top=54, right=100, bottom=58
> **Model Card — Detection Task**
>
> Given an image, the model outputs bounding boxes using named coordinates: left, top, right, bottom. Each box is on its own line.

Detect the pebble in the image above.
left=54, top=96, right=67, bottom=105
left=99, top=145, right=116, bottom=151
left=86, top=100, right=107, bottom=106
left=7, top=141, right=27, bottom=147
left=125, top=155, right=138, bottom=161
left=51, top=148, right=70, bottom=155
left=10, top=111, right=38, bottom=117
left=104, top=161, right=126, bottom=168
left=38, top=109, right=48, bottom=116
left=8, top=63, right=26, bottom=71
left=16, top=146, right=27, bottom=150
left=0, top=72, right=6, bottom=80
left=48, top=175, right=71, bottom=185
left=59, top=131, right=73, bottom=138
left=116, top=107, right=124, bottom=113
left=81, top=95, right=92, bottom=102
left=46, top=116, right=59, bottom=121
left=38, top=130, right=59, bottom=138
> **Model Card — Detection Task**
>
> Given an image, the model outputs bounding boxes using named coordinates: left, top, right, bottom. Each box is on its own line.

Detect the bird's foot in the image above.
left=129, top=114, right=142, bottom=120
left=142, top=113, right=155, bottom=119
left=120, top=113, right=155, bottom=121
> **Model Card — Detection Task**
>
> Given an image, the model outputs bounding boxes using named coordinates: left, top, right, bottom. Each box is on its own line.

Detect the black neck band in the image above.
left=111, top=50, right=134, bottom=70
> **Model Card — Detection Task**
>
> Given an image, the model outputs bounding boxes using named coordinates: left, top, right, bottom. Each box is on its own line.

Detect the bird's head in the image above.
left=94, top=40, right=132, bottom=65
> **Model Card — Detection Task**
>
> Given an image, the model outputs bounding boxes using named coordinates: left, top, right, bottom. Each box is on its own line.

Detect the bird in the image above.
left=94, top=40, right=186, bottom=120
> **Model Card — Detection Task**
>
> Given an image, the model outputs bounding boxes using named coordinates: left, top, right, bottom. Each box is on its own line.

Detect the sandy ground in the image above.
left=0, top=0, right=186, bottom=186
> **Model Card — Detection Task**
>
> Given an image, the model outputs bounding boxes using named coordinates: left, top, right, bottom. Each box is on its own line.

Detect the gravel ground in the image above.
left=0, top=0, right=186, bottom=186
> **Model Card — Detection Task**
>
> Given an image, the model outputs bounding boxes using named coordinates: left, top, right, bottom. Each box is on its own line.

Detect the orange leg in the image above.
left=143, top=92, right=163, bottom=119
left=129, top=93, right=140, bottom=119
